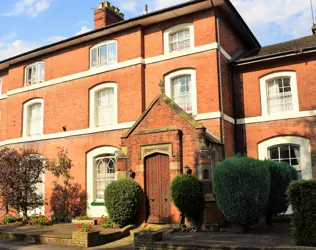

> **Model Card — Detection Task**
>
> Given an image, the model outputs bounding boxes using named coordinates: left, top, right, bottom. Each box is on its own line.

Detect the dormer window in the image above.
left=24, top=62, right=45, bottom=86
left=90, top=41, right=117, bottom=68
left=164, top=23, right=194, bottom=54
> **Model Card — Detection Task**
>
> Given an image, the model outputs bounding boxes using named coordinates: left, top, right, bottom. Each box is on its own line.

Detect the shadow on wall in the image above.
left=50, top=183, right=86, bottom=220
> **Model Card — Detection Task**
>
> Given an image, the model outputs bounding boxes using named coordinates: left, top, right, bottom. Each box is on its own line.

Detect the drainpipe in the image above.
left=211, top=0, right=225, bottom=156
left=231, top=63, right=238, bottom=155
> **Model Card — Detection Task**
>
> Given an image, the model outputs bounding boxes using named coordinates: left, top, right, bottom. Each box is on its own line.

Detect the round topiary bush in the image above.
left=214, top=156, right=270, bottom=231
left=263, top=161, right=293, bottom=224
left=171, top=174, right=204, bottom=225
left=104, top=179, right=142, bottom=227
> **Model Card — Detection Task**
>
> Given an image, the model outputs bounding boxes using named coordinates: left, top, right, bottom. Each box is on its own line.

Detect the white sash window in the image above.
left=172, top=75, right=192, bottom=113
left=170, top=29, right=191, bottom=52
left=90, top=41, right=117, bottom=68
left=267, top=78, right=293, bottom=114
left=95, top=155, right=116, bottom=201
left=96, top=88, right=114, bottom=126
left=29, top=103, right=42, bottom=136
left=25, top=62, right=45, bottom=86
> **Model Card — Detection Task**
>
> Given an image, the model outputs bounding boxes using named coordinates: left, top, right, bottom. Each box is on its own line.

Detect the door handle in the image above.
left=150, top=198, right=154, bottom=201
left=164, top=198, right=167, bottom=201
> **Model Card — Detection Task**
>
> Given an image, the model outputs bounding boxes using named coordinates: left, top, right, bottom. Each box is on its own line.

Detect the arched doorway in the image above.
left=145, top=153, right=171, bottom=224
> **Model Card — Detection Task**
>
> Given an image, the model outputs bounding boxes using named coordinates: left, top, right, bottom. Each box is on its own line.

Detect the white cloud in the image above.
left=1, top=0, right=52, bottom=18
left=154, top=0, right=187, bottom=10
left=120, top=1, right=139, bottom=14
left=231, top=0, right=316, bottom=45
left=75, top=26, right=92, bottom=36
left=78, top=20, right=90, bottom=26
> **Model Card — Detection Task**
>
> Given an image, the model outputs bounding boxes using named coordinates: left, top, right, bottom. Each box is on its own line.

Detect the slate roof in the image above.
left=237, top=34, right=316, bottom=63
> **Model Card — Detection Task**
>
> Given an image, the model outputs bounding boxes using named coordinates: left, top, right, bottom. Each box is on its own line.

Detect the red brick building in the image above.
left=0, top=0, right=314, bottom=224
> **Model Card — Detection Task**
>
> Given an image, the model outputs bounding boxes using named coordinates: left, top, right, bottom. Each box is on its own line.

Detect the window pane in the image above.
left=95, top=155, right=116, bottom=200
left=108, top=42, right=117, bottom=63
left=96, top=88, right=114, bottom=125
left=172, top=75, right=192, bottom=113
left=29, top=103, right=42, bottom=136
left=91, top=48, right=98, bottom=67
left=279, top=145, right=290, bottom=159
left=170, top=29, right=190, bottom=52
left=267, top=78, right=293, bottom=114
left=269, top=147, right=279, bottom=160
left=100, top=45, right=108, bottom=66
left=39, top=63, right=45, bottom=82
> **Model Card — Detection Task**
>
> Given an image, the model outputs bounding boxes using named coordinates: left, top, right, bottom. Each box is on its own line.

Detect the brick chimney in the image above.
left=94, top=1, right=125, bottom=29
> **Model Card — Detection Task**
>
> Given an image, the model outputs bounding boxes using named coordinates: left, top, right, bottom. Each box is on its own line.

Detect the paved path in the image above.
left=0, top=241, right=83, bottom=250
left=92, top=236, right=134, bottom=249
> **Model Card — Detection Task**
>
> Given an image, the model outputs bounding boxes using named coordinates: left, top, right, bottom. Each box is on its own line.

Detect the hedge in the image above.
left=214, top=156, right=270, bottom=231
left=264, top=161, right=294, bottom=224
left=287, top=180, right=316, bottom=246
left=104, top=179, right=142, bottom=227
left=171, top=174, right=204, bottom=225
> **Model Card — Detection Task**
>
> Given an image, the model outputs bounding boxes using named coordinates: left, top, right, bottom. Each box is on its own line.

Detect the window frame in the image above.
left=89, top=83, right=118, bottom=128
left=163, top=23, right=195, bottom=55
left=268, top=144, right=301, bottom=170
left=22, top=98, right=44, bottom=137
left=86, top=146, right=119, bottom=217
left=0, top=77, right=2, bottom=95
left=24, top=62, right=45, bottom=86
left=90, top=40, right=118, bottom=69
left=164, top=69, right=197, bottom=115
left=258, top=136, right=312, bottom=180
left=260, top=71, right=299, bottom=116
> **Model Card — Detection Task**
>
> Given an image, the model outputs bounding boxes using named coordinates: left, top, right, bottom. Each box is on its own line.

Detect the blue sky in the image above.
left=0, top=0, right=315, bottom=60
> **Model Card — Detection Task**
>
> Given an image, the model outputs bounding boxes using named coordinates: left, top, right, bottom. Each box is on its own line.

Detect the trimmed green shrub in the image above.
left=104, top=179, right=142, bottom=227
left=263, top=161, right=293, bottom=224
left=287, top=180, right=316, bottom=246
left=171, top=174, right=204, bottom=225
left=214, top=156, right=270, bottom=231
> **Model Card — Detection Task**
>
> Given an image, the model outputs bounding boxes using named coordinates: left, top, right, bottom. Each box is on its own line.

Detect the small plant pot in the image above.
left=71, top=219, right=97, bottom=225
left=134, top=231, right=163, bottom=245
left=72, top=231, right=100, bottom=247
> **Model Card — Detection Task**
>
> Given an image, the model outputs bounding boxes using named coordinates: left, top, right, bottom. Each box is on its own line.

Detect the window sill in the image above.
left=91, top=201, right=105, bottom=206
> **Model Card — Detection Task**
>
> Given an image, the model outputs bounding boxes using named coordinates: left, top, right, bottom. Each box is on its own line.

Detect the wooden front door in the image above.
left=145, top=154, right=170, bottom=224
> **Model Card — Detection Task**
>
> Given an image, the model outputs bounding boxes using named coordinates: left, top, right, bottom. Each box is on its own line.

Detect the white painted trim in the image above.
left=0, top=121, right=135, bottom=147
left=3, top=42, right=227, bottom=97
left=145, top=43, right=217, bottom=64
left=8, top=58, right=142, bottom=96
left=0, top=94, right=7, bottom=100
left=22, top=98, right=44, bottom=138
left=87, top=146, right=119, bottom=217
left=195, top=111, right=235, bottom=124
left=260, top=71, right=299, bottom=116
left=220, top=47, right=232, bottom=61
left=165, top=69, right=198, bottom=115
left=90, top=40, right=117, bottom=69
left=258, top=136, right=312, bottom=180
left=163, top=23, right=195, bottom=55
left=237, top=109, right=316, bottom=124
left=89, top=83, right=118, bottom=128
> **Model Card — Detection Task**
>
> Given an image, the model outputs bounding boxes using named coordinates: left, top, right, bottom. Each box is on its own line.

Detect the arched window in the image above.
left=23, top=99, right=44, bottom=137
left=90, top=41, right=117, bottom=68
left=164, top=23, right=194, bottom=54
left=87, top=146, right=119, bottom=217
left=94, top=154, right=116, bottom=201
left=258, top=136, right=312, bottom=180
left=89, top=83, right=118, bottom=127
left=24, top=62, right=45, bottom=86
left=260, top=71, right=299, bottom=116
left=165, top=69, right=197, bottom=115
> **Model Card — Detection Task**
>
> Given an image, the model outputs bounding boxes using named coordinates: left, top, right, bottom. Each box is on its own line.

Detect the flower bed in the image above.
left=72, top=223, right=100, bottom=247
left=98, top=215, right=114, bottom=228
left=0, top=214, right=17, bottom=225
left=27, top=214, right=50, bottom=226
